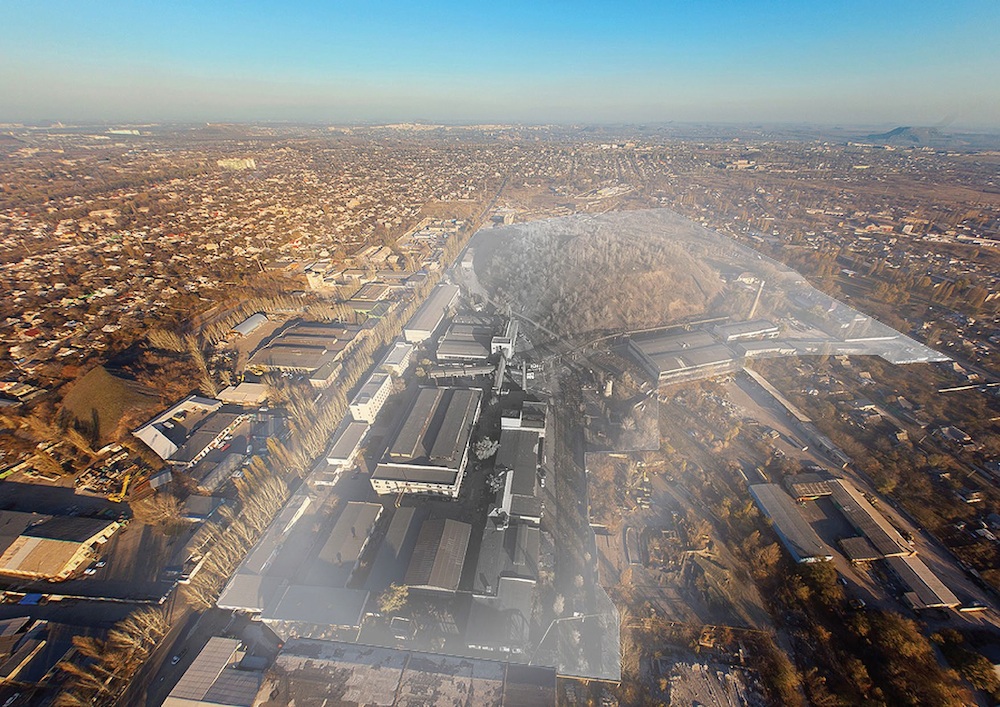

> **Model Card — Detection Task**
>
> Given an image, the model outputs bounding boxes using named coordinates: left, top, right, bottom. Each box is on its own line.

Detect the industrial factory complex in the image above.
left=209, top=273, right=557, bottom=680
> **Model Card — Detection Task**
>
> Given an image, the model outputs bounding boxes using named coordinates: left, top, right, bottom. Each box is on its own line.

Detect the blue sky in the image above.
left=2, top=0, right=998, bottom=126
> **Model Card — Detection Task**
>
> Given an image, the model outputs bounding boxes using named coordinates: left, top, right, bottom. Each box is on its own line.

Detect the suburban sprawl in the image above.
left=1, top=122, right=999, bottom=706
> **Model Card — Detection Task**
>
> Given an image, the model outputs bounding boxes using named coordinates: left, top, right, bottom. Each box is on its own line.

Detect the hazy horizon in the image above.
left=3, top=0, right=999, bottom=128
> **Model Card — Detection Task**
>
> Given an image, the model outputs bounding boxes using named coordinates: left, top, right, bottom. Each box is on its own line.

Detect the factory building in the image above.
left=628, top=331, right=740, bottom=385
left=402, top=284, right=459, bottom=343
left=436, top=321, right=494, bottom=362
left=325, top=419, right=370, bottom=468
left=710, top=319, right=780, bottom=343
left=349, top=371, right=393, bottom=423
left=246, top=322, right=360, bottom=388
left=403, top=518, right=471, bottom=592
left=748, top=484, right=833, bottom=563
left=163, top=636, right=262, bottom=707
left=133, top=395, right=223, bottom=461
left=828, top=479, right=913, bottom=557
left=885, top=555, right=961, bottom=610
left=0, top=512, right=122, bottom=582
left=495, top=429, right=543, bottom=525
left=468, top=518, right=540, bottom=656
left=371, top=387, right=482, bottom=498
left=217, top=496, right=380, bottom=638
left=380, top=339, right=414, bottom=376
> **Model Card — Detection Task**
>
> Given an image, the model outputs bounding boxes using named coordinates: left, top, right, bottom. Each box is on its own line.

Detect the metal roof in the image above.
left=314, top=502, right=382, bottom=586
left=404, top=283, right=459, bottom=336
left=263, top=585, right=370, bottom=630
left=365, top=507, right=426, bottom=591
left=164, top=637, right=260, bottom=707
left=749, top=484, right=833, bottom=563
left=829, top=479, right=911, bottom=557
left=404, top=518, right=471, bottom=591
left=231, top=312, right=268, bottom=337
left=886, top=555, right=960, bottom=609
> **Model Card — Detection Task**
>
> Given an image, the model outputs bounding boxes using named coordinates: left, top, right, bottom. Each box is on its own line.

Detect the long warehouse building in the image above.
left=403, top=284, right=459, bottom=343
left=749, top=484, right=834, bottom=563
left=829, top=479, right=913, bottom=557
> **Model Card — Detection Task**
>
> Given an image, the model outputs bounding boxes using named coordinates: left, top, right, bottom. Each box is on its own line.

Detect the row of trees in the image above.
left=55, top=607, right=170, bottom=706
left=182, top=463, right=289, bottom=609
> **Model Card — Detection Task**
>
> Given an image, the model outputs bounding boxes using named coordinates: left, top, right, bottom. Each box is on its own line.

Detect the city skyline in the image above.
left=2, top=0, right=999, bottom=127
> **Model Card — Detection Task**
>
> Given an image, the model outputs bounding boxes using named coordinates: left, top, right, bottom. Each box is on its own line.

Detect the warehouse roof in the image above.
left=133, top=395, right=222, bottom=460
left=498, top=429, right=539, bottom=498
left=384, top=387, right=481, bottom=468
left=749, top=484, right=833, bottom=563
left=404, top=519, right=471, bottom=592
left=405, top=284, right=459, bottom=336
left=839, top=536, right=881, bottom=563
left=886, top=555, right=960, bottom=609
left=711, top=319, right=779, bottom=341
left=829, top=479, right=912, bottom=557
left=232, top=312, right=268, bottom=337
left=313, top=502, right=382, bottom=586
left=263, top=585, right=370, bottom=631
left=437, top=322, right=493, bottom=361
left=473, top=521, right=540, bottom=596
left=326, top=419, right=369, bottom=466
left=164, top=636, right=260, bottom=707
left=785, top=472, right=833, bottom=500
left=365, top=507, right=426, bottom=591
left=272, top=639, right=523, bottom=706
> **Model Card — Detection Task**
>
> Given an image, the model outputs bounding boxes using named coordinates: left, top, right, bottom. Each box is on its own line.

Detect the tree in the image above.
left=378, top=583, right=408, bottom=614
left=473, top=437, right=499, bottom=460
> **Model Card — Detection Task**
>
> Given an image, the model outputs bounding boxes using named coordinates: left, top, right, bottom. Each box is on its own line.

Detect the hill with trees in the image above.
left=479, top=211, right=726, bottom=340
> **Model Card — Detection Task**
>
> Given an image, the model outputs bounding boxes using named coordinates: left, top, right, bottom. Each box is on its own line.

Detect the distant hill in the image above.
left=61, top=366, right=159, bottom=443
left=862, top=126, right=973, bottom=149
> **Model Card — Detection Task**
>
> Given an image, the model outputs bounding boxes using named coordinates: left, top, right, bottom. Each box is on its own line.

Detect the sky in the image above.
left=2, top=0, right=999, bottom=128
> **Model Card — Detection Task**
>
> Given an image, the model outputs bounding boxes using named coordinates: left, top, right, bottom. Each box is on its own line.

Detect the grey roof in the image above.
left=263, top=585, right=370, bottom=629
left=629, top=331, right=738, bottom=377
left=389, top=388, right=444, bottom=460
left=404, top=519, right=471, bottom=591
left=497, top=429, right=538, bottom=497
left=405, top=283, right=459, bottom=335
left=437, top=323, right=493, bottom=361
left=886, top=555, right=960, bottom=609
left=429, top=389, right=480, bottom=465
left=381, top=387, right=481, bottom=477
left=247, top=322, right=358, bottom=372
left=0, top=512, right=44, bottom=555
left=232, top=312, right=268, bottom=336
left=327, top=419, right=369, bottom=464
left=382, top=340, right=413, bottom=369
left=785, top=472, right=833, bottom=499
left=21, top=516, right=115, bottom=543
left=365, top=507, right=426, bottom=591
left=164, top=637, right=260, bottom=707
left=467, top=576, right=535, bottom=651
left=273, top=638, right=514, bottom=706
left=829, top=479, right=911, bottom=557
left=839, top=536, right=881, bottom=563
left=216, top=573, right=287, bottom=613
left=371, top=463, right=459, bottom=485
left=312, top=502, right=382, bottom=586
left=711, top=319, right=779, bottom=341
left=352, top=371, right=390, bottom=405
left=749, top=484, right=833, bottom=562
left=474, top=522, right=540, bottom=596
